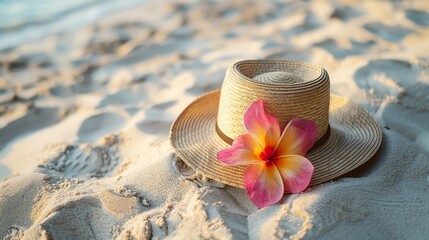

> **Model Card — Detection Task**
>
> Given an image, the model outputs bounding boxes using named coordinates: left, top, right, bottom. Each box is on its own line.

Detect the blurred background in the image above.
left=0, top=0, right=145, bottom=50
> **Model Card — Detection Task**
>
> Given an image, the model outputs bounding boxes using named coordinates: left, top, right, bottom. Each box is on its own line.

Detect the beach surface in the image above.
left=1, top=0, right=429, bottom=239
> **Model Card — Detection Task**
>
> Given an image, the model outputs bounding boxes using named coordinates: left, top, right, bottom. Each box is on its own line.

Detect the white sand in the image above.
left=1, top=0, right=429, bottom=239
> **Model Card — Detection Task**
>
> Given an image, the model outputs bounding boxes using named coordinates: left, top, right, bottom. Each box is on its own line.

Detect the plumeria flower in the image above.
left=217, top=99, right=316, bottom=208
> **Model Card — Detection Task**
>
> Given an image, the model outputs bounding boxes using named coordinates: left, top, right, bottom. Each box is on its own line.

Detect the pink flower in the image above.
left=217, top=99, right=316, bottom=208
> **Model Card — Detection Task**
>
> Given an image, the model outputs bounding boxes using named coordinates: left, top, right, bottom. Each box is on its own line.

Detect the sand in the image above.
left=1, top=0, right=429, bottom=239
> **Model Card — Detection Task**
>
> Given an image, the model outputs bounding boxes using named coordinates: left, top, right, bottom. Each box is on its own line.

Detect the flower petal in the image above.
left=272, top=155, right=314, bottom=193
left=274, top=118, right=317, bottom=157
left=243, top=99, right=281, bottom=149
left=217, top=134, right=264, bottom=165
left=243, top=162, right=284, bottom=208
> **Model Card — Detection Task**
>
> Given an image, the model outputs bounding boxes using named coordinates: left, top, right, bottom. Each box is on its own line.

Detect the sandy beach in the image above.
left=1, top=0, right=429, bottom=239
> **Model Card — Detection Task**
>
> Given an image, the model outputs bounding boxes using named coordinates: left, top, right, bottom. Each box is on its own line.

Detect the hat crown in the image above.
left=252, top=71, right=305, bottom=84
left=217, top=60, right=330, bottom=142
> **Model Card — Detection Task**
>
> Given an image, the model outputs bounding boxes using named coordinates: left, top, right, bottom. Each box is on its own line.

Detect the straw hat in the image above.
left=170, top=60, right=382, bottom=188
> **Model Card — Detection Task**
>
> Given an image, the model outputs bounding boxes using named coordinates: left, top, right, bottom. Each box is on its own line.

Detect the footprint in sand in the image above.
left=38, top=135, right=122, bottom=178
left=406, top=9, right=429, bottom=26
left=0, top=107, right=62, bottom=152
left=78, top=112, right=125, bottom=142
left=283, top=11, right=321, bottom=37
left=1, top=53, right=51, bottom=73
left=97, top=86, right=149, bottom=108
left=19, top=53, right=52, bottom=68
left=150, top=100, right=177, bottom=111
left=314, top=39, right=376, bottom=59
left=363, top=23, right=413, bottom=42
left=85, top=33, right=130, bottom=55
left=353, top=59, right=419, bottom=97
left=330, top=5, right=363, bottom=21
left=49, top=84, right=75, bottom=98
left=355, top=59, right=429, bottom=141
left=137, top=120, right=172, bottom=136
left=136, top=107, right=174, bottom=136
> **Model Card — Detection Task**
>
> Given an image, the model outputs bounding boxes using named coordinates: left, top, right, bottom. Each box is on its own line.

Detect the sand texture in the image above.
left=1, top=0, right=429, bottom=239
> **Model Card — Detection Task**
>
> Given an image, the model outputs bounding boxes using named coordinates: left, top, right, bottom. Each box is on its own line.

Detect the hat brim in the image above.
left=170, top=90, right=382, bottom=188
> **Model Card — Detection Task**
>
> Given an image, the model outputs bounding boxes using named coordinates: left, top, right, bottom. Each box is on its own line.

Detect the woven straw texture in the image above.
left=170, top=60, right=382, bottom=189
left=218, top=60, right=330, bottom=141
